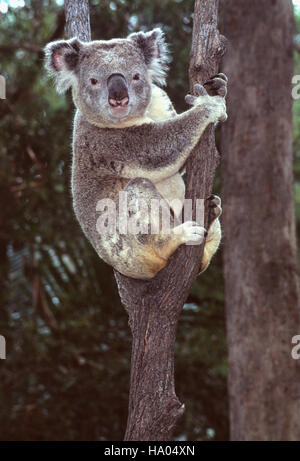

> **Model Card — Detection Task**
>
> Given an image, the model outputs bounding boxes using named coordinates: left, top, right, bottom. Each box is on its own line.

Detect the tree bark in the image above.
left=221, top=0, right=300, bottom=441
left=65, top=0, right=91, bottom=42
left=115, top=0, right=226, bottom=441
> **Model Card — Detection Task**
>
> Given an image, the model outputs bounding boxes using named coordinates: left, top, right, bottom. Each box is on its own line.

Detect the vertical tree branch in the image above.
left=65, top=0, right=91, bottom=42
left=115, top=0, right=226, bottom=441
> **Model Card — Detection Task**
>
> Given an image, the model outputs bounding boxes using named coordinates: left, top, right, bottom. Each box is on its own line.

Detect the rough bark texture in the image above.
left=221, top=0, right=300, bottom=441
left=65, top=0, right=91, bottom=42
left=115, top=0, right=226, bottom=441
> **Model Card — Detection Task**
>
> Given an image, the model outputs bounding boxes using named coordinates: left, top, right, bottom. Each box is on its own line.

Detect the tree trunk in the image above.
left=65, top=0, right=91, bottom=42
left=115, top=0, right=226, bottom=441
left=221, top=0, right=300, bottom=441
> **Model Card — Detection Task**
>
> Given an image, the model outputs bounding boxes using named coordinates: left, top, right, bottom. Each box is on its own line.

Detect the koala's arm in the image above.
left=76, top=87, right=226, bottom=183
left=119, top=91, right=226, bottom=183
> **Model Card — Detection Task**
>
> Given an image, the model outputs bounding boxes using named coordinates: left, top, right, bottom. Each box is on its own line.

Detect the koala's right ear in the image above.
left=128, top=28, right=169, bottom=86
left=44, top=38, right=82, bottom=93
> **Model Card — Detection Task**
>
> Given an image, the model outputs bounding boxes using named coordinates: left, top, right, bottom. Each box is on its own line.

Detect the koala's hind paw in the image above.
left=204, top=73, right=228, bottom=98
left=207, top=195, right=222, bottom=227
left=174, top=221, right=206, bottom=245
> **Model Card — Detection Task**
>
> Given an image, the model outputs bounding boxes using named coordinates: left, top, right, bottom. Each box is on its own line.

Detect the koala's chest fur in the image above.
left=144, top=86, right=186, bottom=216
left=72, top=84, right=186, bottom=218
left=155, top=174, right=185, bottom=216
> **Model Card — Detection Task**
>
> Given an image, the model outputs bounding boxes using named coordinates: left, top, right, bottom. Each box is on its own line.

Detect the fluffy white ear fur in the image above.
left=44, top=38, right=82, bottom=94
left=128, top=28, right=170, bottom=86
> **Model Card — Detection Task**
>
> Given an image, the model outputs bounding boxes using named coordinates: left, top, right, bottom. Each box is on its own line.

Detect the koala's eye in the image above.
left=90, top=78, right=99, bottom=86
left=132, top=73, right=140, bottom=82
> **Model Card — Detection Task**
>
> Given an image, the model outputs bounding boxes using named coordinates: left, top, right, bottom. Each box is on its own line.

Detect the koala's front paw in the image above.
left=207, top=195, right=222, bottom=228
left=204, top=73, right=228, bottom=98
left=185, top=80, right=227, bottom=123
left=185, top=83, right=208, bottom=106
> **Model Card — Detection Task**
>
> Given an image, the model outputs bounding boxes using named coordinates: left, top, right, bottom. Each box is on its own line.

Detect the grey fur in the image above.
left=44, top=29, right=227, bottom=279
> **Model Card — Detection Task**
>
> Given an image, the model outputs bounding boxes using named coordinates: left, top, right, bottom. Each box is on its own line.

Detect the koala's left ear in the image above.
left=128, top=28, right=169, bottom=86
left=44, top=38, right=82, bottom=93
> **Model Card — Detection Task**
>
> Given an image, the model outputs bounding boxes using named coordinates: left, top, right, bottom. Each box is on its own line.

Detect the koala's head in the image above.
left=44, top=29, right=169, bottom=126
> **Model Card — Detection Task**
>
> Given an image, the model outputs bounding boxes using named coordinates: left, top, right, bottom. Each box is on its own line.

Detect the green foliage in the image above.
left=0, top=0, right=229, bottom=441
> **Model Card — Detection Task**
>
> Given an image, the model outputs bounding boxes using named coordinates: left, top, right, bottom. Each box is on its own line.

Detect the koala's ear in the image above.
left=128, top=28, right=169, bottom=86
left=44, top=38, right=82, bottom=93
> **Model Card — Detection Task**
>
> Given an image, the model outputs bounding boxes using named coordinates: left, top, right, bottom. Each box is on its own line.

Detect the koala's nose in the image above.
left=107, top=73, right=129, bottom=107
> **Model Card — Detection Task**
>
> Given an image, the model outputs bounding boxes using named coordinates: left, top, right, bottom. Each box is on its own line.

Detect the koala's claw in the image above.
left=204, top=74, right=228, bottom=98
left=208, top=194, right=221, bottom=207
left=210, top=73, right=228, bottom=83
left=207, top=195, right=222, bottom=226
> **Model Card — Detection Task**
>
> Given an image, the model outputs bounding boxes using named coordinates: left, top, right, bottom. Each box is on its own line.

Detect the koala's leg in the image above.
left=116, top=178, right=206, bottom=280
left=199, top=195, right=222, bottom=274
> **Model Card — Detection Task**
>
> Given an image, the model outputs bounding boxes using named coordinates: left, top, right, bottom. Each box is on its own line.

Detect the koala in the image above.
left=44, top=29, right=227, bottom=280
